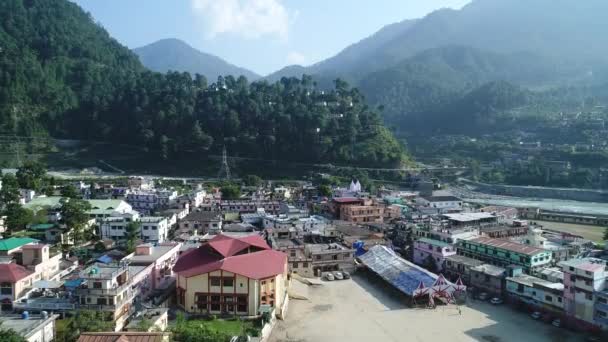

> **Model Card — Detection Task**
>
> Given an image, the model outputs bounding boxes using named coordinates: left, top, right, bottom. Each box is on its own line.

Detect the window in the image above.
left=557, top=297, right=562, bottom=303
left=315, top=255, right=321, bottom=260
left=143, top=226, right=149, bottom=230
left=303, top=262, right=308, bottom=268
left=585, top=293, right=593, bottom=300
left=569, top=267, right=574, bottom=272
left=570, top=275, right=576, bottom=281
left=93, top=282, right=102, bottom=289
left=211, top=304, right=220, bottom=311
left=293, top=262, right=299, bottom=268
left=585, top=271, right=592, bottom=276
left=598, top=297, right=608, bottom=304
left=545, top=295, right=552, bottom=302
left=0, top=282, right=12, bottom=295
left=597, top=310, right=607, bottom=318
left=210, top=277, right=221, bottom=286
left=223, top=278, right=234, bottom=287
left=261, top=280, right=266, bottom=285
left=152, top=226, right=157, bottom=230
left=332, top=255, right=338, bottom=260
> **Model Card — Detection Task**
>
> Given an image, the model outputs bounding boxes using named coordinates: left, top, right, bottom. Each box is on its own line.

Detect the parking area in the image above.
left=269, top=272, right=583, bottom=342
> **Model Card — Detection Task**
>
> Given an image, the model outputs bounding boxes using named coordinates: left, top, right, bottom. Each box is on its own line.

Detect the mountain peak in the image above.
left=134, top=38, right=260, bottom=81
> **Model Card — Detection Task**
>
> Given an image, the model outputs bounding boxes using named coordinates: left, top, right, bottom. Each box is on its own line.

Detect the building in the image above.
left=140, top=217, right=169, bottom=243
left=0, top=312, right=58, bottom=342
left=444, top=254, right=484, bottom=285
left=417, top=196, right=463, bottom=211
left=0, top=237, right=39, bottom=256
left=74, top=262, right=153, bottom=331
left=458, top=237, right=552, bottom=273
left=340, top=204, right=384, bottom=223
left=0, top=263, right=35, bottom=312
left=506, top=271, right=564, bottom=313
left=201, top=200, right=281, bottom=215
left=441, top=213, right=498, bottom=229
left=306, top=243, right=355, bottom=276
left=179, top=211, right=223, bottom=235
left=125, top=243, right=181, bottom=292
left=560, top=258, right=608, bottom=327
left=173, top=234, right=288, bottom=317
left=126, top=190, right=177, bottom=215
left=413, top=238, right=456, bottom=272
left=469, top=264, right=507, bottom=296
left=330, top=197, right=364, bottom=218
left=127, top=176, right=154, bottom=190
left=78, top=332, right=169, bottom=342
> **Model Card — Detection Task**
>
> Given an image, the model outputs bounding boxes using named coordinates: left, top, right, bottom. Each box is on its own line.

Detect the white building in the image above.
left=0, top=313, right=58, bottom=342
left=100, top=214, right=169, bottom=243
left=417, top=196, right=463, bottom=211
left=126, top=190, right=178, bottom=215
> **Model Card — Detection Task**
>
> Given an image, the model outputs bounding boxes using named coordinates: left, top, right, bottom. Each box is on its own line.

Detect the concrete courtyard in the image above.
left=269, top=272, right=583, bottom=342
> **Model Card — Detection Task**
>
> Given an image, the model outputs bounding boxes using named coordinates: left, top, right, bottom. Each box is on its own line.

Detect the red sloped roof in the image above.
left=221, top=249, right=287, bottom=279
left=207, top=234, right=270, bottom=257
left=0, top=263, right=34, bottom=282
left=174, top=235, right=287, bottom=280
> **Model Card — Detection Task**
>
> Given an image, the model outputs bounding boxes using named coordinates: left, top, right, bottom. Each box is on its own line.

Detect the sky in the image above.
left=72, top=0, right=471, bottom=76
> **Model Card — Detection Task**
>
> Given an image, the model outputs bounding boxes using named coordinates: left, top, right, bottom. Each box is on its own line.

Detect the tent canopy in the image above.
left=33, top=280, right=63, bottom=289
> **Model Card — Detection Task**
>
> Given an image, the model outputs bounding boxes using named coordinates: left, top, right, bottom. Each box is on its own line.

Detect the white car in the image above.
left=552, top=319, right=561, bottom=328
left=531, top=311, right=541, bottom=320
left=333, top=271, right=344, bottom=280
left=324, top=272, right=335, bottom=281
left=490, top=297, right=503, bottom=305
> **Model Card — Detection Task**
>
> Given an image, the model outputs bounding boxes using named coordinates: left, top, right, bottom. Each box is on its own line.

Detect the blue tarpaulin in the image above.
left=64, top=279, right=84, bottom=288
left=96, top=255, right=113, bottom=264
left=358, top=245, right=439, bottom=296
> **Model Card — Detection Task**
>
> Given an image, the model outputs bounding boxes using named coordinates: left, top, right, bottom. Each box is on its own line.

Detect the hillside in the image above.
left=0, top=0, right=406, bottom=168
left=134, top=38, right=260, bottom=81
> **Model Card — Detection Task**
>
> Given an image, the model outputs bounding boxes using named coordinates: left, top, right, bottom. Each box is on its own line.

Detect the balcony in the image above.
left=13, top=297, right=76, bottom=311
left=595, top=301, right=608, bottom=312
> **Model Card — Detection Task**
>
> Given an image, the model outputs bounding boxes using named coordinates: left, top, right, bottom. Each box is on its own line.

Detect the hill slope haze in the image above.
left=134, top=38, right=260, bottom=81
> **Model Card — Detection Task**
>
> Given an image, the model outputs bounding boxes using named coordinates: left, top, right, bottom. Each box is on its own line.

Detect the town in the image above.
left=0, top=162, right=606, bottom=342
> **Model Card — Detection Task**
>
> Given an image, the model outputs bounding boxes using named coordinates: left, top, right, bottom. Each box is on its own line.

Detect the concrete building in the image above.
left=126, top=190, right=177, bottom=215
left=469, top=264, right=507, bottom=296
left=173, top=234, right=288, bottom=317
left=458, top=237, right=552, bottom=273
left=100, top=214, right=168, bottom=243
left=179, top=211, right=223, bottom=235
left=340, top=204, right=384, bottom=223
left=413, top=238, right=456, bottom=272
left=306, top=243, right=355, bottom=276
left=560, top=258, right=608, bottom=327
left=0, top=312, right=58, bottom=342
left=125, top=243, right=181, bottom=292
left=444, top=254, right=484, bottom=285
left=140, top=217, right=169, bottom=243
left=417, top=196, right=463, bottom=211
left=506, top=272, right=565, bottom=313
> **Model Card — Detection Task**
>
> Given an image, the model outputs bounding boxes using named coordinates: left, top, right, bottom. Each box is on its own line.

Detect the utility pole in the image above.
left=217, top=146, right=231, bottom=180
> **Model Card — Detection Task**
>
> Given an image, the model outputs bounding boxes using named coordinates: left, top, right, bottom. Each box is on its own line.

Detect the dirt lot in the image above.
left=535, top=220, right=606, bottom=242
left=270, top=273, right=583, bottom=342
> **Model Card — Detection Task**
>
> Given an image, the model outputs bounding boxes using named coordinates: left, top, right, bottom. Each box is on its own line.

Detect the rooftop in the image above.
left=471, top=264, right=506, bottom=277
left=416, top=237, right=450, bottom=248
left=421, top=196, right=462, bottom=202
left=0, top=263, right=34, bottom=282
left=443, top=213, right=497, bottom=223
left=128, top=243, right=181, bottom=264
left=140, top=216, right=166, bottom=223
left=78, top=332, right=168, bottom=342
left=468, top=237, right=547, bottom=256
left=559, top=258, right=607, bottom=272
left=507, top=274, right=564, bottom=290
left=445, top=254, right=484, bottom=267
left=0, top=314, right=58, bottom=339
left=0, top=237, right=39, bottom=251
left=183, top=210, right=222, bottom=221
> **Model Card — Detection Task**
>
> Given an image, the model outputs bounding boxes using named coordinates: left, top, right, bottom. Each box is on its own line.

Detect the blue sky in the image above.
left=72, top=0, right=471, bottom=76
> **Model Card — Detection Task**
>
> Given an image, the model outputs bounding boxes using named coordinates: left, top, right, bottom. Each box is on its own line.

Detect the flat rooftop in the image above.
left=0, top=314, right=58, bottom=338
left=129, top=243, right=180, bottom=264
left=443, top=213, right=496, bottom=223
left=468, top=237, right=547, bottom=256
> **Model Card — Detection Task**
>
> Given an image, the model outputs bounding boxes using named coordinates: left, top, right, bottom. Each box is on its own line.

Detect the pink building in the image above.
left=560, top=258, right=608, bottom=327
left=126, top=242, right=181, bottom=291
left=413, top=238, right=456, bottom=272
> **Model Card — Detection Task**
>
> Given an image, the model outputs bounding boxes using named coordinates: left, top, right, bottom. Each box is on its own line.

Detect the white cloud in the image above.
left=191, top=0, right=292, bottom=40
left=286, top=51, right=306, bottom=65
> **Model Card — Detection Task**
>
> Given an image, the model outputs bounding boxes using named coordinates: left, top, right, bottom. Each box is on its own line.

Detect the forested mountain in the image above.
left=134, top=39, right=260, bottom=81
left=270, top=0, right=608, bottom=81
left=0, top=0, right=405, bottom=167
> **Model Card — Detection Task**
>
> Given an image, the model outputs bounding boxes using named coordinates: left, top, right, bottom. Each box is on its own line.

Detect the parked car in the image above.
left=477, top=292, right=489, bottom=300
left=552, top=319, right=561, bottom=328
left=342, top=271, right=351, bottom=279
left=530, top=311, right=542, bottom=319
left=333, top=271, right=344, bottom=280
left=324, top=272, right=334, bottom=281
left=490, top=297, right=503, bottom=305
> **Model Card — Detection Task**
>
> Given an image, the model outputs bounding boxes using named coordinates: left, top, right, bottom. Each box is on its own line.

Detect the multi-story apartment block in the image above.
left=126, top=190, right=177, bottom=215
left=100, top=214, right=168, bottom=243
left=179, top=211, right=223, bottom=235
left=560, top=258, right=607, bottom=327
left=340, top=205, right=384, bottom=223
left=306, top=243, right=355, bottom=276
left=413, top=238, right=456, bottom=272
left=126, top=243, right=181, bottom=292
left=506, top=271, right=565, bottom=313
left=458, top=237, right=552, bottom=273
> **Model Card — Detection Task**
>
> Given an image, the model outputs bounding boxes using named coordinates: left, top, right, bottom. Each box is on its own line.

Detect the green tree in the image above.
left=242, top=175, right=262, bottom=187
left=318, top=184, right=332, bottom=197
left=59, top=198, right=92, bottom=244
left=0, top=325, right=26, bottom=342
left=60, top=185, right=80, bottom=199
left=69, top=310, right=114, bottom=339
left=0, top=173, right=20, bottom=206
left=4, top=203, right=34, bottom=232
left=125, top=221, right=141, bottom=253
left=221, top=183, right=241, bottom=200
left=604, top=227, right=608, bottom=241
left=16, top=161, right=47, bottom=191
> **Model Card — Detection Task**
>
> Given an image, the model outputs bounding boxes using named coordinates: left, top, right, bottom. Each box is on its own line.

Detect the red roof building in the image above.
left=0, top=263, right=35, bottom=310
left=174, top=234, right=288, bottom=317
